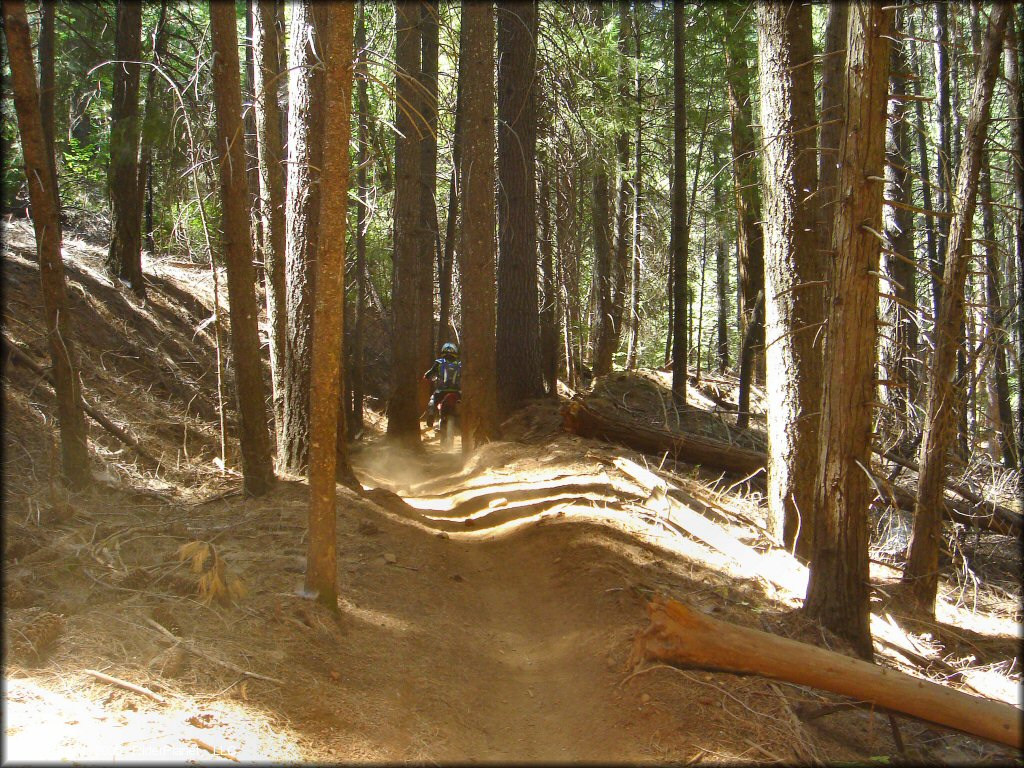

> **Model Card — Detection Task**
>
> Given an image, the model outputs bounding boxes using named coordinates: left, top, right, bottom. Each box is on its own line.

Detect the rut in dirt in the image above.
left=346, top=438, right=649, bottom=761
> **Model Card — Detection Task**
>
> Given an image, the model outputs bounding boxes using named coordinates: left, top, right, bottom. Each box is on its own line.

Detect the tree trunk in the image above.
left=625, top=8, right=643, bottom=373
left=881, top=10, right=919, bottom=448
left=388, top=0, right=425, bottom=445
left=306, top=1, right=354, bottom=607
left=903, top=4, right=1009, bottom=618
left=281, top=1, right=327, bottom=470
left=496, top=0, right=543, bottom=411
left=723, top=3, right=764, bottom=390
left=38, top=0, right=55, bottom=176
left=589, top=3, right=615, bottom=378
left=106, top=0, right=145, bottom=297
left=556, top=157, right=580, bottom=389
left=1005, top=15, right=1024, bottom=486
left=538, top=145, right=558, bottom=395
left=756, top=0, right=825, bottom=560
left=209, top=0, right=275, bottom=497
left=907, top=26, right=939, bottom=330
left=669, top=1, right=687, bottom=405
left=458, top=0, right=499, bottom=454
left=804, top=1, right=893, bottom=660
left=418, top=0, right=439, bottom=370
left=252, top=0, right=287, bottom=449
left=980, top=156, right=1016, bottom=468
left=713, top=143, right=728, bottom=375
left=736, top=290, right=763, bottom=430
left=817, top=1, right=847, bottom=260
left=137, top=0, right=168, bottom=257
left=439, top=5, right=466, bottom=349
left=5, top=0, right=91, bottom=490
left=632, top=596, right=1023, bottom=750
left=244, top=0, right=262, bottom=271
left=350, top=0, right=369, bottom=436
left=610, top=2, right=631, bottom=362
left=932, top=1, right=952, bottom=316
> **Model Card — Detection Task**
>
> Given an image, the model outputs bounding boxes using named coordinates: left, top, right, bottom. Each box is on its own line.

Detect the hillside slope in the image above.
left=3, top=221, right=1020, bottom=763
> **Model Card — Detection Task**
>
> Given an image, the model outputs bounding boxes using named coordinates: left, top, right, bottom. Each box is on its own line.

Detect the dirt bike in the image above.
left=437, top=391, right=461, bottom=448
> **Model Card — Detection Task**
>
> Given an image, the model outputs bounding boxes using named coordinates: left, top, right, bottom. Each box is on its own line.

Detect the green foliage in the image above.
left=60, top=136, right=108, bottom=207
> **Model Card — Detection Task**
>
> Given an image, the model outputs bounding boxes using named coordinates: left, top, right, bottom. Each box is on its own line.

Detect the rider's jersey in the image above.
left=425, top=357, right=462, bottom=392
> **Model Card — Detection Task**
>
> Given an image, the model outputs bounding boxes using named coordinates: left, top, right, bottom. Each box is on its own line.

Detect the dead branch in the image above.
left=143, top=617, right=284, bottom=685
left=83, top=668, right=167, bottom=703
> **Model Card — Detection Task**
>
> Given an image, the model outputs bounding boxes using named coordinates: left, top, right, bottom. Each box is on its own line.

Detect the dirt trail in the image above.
left=336, top=437, right=652, bottom=761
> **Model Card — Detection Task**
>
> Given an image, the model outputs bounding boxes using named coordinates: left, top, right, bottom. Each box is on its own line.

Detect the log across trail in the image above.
left=562, top=398, right=1022, bottom=538
left=631, top=596, right=1023, bottom=749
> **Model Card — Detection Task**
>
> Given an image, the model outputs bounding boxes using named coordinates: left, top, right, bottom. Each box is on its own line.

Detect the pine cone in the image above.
left=5, top=582, right=42, bottom=609
left=7, top=608, right=64, bottom=662
left=161, top=646, right=190, bottom=679
left=150, top=605, right=182, bottom=636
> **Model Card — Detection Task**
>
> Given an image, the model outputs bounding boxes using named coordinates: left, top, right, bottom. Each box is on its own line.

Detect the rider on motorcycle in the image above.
left=422, top=342, right=462, bottom=430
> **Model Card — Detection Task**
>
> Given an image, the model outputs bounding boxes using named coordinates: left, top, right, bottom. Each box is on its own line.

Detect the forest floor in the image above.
left=2, top=219, right=1022, bottom=764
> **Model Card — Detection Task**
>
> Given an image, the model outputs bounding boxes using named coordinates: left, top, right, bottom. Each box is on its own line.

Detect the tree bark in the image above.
left=38, top=0, right=55, bottom=176
left=1005, top=15, right=1024, bottom=486
left=881, top=10, right=920, bottom=447
left=388, top=0, right=425, bottom=445
left=590, top=7, right=615, bottom=378
left=106, top=0, right=145, bottom=297
left=4, top=0, right=91, bottom=490
left=439, top=3, right=466, bottom=349
left=669, top=1, right=687, bottom=405
left=713, top=142, right=728, bottom=375
left=980, top=155, right=1016, bottom=469
left=931, top=1, right=952, bottom=316
left=625, top=7, right=643, bottom=372
left=281, top=1, right=327, bottom=470
left=609, top=2, right=631, bottom=365
left=632, top=596, right=1023, bottom=750
left=538, top=142, right=558, bottom=395
left=736, top=290, right=763, bottom=430
left=817, top=1, right=847, bottom=260
left=306, top=1, right=354, bottom=607
left=556, top=156, right=580, bottom=388
left=907, top=25, right=939, bottom=329
left=904, top=4, right=1010, bottom=617
left=209, top=0, right=275, bottom=497
left=805, top=1, right=893, bottom=660
left=136, top=0, right=168, bottom=257
left=418, top=0, right=439, bottom=369
left=350, top=0, right=370, bottom=436
left=756, top=0, right=825, bottom=560
left=723, top=3, right=764, bottom=390
left=252, top=0, right=287, bottom=449
left=458, top=0, right=499, bottom=454
left=496, top=0, right=543, bottom=411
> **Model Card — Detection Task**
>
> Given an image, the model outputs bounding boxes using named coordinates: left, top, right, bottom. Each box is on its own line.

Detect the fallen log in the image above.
left=631, top=596, right=1023, bottom=749
left=562, top=397, right=765, bottom=476
left=872, top=445, right=1021, bottom=538
left=562, top=397, right=1022, bottom=538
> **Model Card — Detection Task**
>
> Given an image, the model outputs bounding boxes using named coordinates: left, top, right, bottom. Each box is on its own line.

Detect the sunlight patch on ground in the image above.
left=337, top=597, right=415, bottom=633
left=4, top=676, right=303, bottom=762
